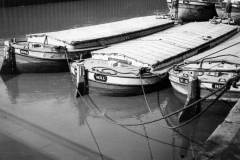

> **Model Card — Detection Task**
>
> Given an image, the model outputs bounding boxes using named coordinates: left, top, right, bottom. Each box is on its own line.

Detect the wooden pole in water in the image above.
left=178, top=75, right=201, bottom=123
left=75, top=64, right=89, bottom=97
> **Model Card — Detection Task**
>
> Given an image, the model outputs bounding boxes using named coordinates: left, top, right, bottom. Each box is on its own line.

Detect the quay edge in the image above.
left=196, top=99, right=240, bottom=160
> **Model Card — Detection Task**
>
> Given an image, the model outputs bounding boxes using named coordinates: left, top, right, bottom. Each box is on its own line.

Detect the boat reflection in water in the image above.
left=0, top=73, right=72, bottom=104
left=0, top=73, right=232, bottom=160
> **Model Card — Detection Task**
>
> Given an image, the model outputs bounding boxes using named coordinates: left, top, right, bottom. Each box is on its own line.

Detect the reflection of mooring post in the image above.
left=178, top=74, right=201, bottom=123
left=75, top=64, right=89, bottom=97
left=0, top=41, right=17, bottom=74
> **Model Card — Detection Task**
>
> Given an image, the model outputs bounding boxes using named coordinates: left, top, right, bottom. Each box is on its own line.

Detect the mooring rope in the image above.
left=64, top=48, right=239, bottom=155
left=64, top=50, right=207, bottom=153
left=139, top=118, right=154, bottom=160
left=80, top=92, right=201, bottom=152
left=156, top=92, right=205, bottom=148
left=64, top=49, right=104, bottom=160
left=201, top=83, right=234, bottom=109
left=85, top=119, right=104, bottom=160
left=84, top=93, right=203, bottom=152
left=166, top=86, right=227, bottom=129
left=139, top=70, right=203, bottom=147
left=120, top=74, right=240, bottom=127
left=119, top=85, right=224, bottom=127
left=139, top=73, right=152, bottom=112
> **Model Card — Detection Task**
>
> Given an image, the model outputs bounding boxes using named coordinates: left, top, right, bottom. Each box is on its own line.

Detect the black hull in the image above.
left=169, top=2, right=218, bottom=22
left=15, top=54, right=69, bottom=73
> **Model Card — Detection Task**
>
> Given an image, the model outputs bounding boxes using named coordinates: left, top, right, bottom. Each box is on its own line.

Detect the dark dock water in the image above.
left=0, top=0, right=234, bottom=159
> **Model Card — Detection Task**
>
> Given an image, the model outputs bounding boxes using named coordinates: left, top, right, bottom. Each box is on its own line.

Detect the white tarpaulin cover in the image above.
left=27, top=16, right=173, bottom=48
left=185, top=32, right=240, bottom=65
left=92, top=22, right=238, bottom=70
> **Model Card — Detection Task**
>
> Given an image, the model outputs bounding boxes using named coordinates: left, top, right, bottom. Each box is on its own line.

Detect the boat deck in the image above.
left=92, top=22, right=238, bottom=73
left=27, top=16, right=174, bottom=49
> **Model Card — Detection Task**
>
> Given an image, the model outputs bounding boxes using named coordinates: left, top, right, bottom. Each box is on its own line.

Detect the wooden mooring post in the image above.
left=75, top=64, right=89, bottom=97
left=196, top=99, right=240, bottom=160
left=0, top=41, right=17, bottom=74
left=178, top=77, right=201, bottom=123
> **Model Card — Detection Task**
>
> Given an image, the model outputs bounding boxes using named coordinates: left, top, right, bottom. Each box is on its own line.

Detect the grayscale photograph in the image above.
left=0, top=0, right=240, bottom=159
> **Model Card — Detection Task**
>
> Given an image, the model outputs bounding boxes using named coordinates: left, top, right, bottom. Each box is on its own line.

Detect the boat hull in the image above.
left=84, top=72, right=168, bottom=96
left=3, top=41, right=85, bottom=73
left=169, top=2, right=218, bottom=22
left=70, top=59, right=169, bottom=96
left=169, top=72, right=240, bottom=102
left=15, top=53, right=69, bottom=73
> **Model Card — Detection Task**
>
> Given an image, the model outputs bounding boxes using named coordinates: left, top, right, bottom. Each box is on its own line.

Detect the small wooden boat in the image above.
left=70, top=58, right=166, bottom=96
left=2, top=39, right=81, bottom=73
left=169, top=56, right=240, bottom=102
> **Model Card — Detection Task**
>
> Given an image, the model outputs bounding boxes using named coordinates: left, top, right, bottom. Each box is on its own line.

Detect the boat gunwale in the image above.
left=15, top=52, right=68, bottom=61
left=169, top=72, right=240, bottom=86
left=170, top=80, right=240, bottom=102
left=11, top=42, right=65, bottom=54
left=87, top=78, right=161, bottom=87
